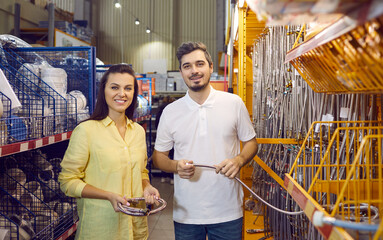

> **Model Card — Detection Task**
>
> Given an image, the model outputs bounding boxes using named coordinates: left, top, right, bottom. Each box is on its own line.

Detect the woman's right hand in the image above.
left=107, top=192, right=129, bottom=212
left=80, top=185, right=130, bottom=212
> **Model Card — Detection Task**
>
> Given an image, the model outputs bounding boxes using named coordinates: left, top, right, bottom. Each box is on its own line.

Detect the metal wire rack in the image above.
left=331, top=134, right=383, bottom=240
left=0, top=46, right=94, bottom=239
left=253, top=143, right=313, bottom=240
left=0, top=93, right=11, bottom=145
left=2, top=47, right=67, bottom=118
left=0, top=69, right=59, bottom=142
left=0, top=46, right=95, bottom=145
left=287, top=15, right=383, bottom=94
left=0, top=150, right=78, bottom=239
left=11, top=47, right=95, bottom=115
left=285, top=121, right=383, bottom=239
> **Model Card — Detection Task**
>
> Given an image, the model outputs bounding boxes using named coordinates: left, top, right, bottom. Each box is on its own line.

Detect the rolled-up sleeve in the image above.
left=58, top=124, right=89, bottom=198
left=141, top=164, right=149, bottom=181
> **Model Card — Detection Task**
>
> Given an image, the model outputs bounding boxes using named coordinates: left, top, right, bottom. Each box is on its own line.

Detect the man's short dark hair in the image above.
left=176, top=42, right=213, bottom=69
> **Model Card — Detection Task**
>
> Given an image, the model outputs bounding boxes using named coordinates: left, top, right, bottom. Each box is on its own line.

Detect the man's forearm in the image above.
left=238, top=137, right=258, bottom=167
left=153, top=150, right=178, bottom=173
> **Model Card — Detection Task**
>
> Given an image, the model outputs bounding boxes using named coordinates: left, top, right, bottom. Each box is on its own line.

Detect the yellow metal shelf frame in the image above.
left=285, top=121, right=383, bottom=239
left=286, top=13, right=383, bottom=94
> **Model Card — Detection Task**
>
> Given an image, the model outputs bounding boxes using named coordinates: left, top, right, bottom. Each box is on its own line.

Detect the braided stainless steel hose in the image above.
left=193, top=164, right=303, bottom=215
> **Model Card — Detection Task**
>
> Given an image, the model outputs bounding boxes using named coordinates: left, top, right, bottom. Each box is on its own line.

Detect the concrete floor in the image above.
left=148, top=176, right=175, bottom=240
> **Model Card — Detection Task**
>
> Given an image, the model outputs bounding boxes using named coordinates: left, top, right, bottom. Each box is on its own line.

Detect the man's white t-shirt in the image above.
left=155, top=87, right=256, bottom=224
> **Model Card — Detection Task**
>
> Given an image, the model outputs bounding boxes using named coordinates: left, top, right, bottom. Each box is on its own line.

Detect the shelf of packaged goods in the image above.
left=134, top=115, right=151, bottom=122
left=0, top=132, right=72, bottom=157
left=154, top=91, right=186, bottom=98
left=0, top=115, right=150, bottom=158
left=20, top=28, right=91, bottom=47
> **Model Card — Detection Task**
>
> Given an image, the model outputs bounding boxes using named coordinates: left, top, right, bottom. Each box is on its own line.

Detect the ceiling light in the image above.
left=146, top=27, right=151, bottom=33
left=135, top=18, right=140, bottom=25
left=114, top=0, right=121, bottom=8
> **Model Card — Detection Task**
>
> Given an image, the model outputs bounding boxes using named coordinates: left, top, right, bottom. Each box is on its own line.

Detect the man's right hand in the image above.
left=176, top=160, right=195, bottom=179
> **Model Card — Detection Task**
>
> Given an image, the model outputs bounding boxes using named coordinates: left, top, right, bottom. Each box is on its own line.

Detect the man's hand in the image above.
left=176, top=160, right=195, bottom=179
left=215, top=137, right=258, bottom=179
left=214, top=156, right=245, bottom=179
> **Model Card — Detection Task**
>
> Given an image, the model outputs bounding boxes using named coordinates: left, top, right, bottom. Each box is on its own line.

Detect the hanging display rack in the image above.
left=286, top=0, right=383, bottom=93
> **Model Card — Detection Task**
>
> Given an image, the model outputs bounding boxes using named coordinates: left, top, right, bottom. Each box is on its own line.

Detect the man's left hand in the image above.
left=214, top=156, right=244, bottom=179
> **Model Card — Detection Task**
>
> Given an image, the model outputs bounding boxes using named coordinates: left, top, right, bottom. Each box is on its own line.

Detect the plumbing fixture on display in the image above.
left=251, top=23, right=383, bottom=239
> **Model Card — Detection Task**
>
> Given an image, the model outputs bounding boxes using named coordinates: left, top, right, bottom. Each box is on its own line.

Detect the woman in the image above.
left=59, top=64, right=160, bottom=239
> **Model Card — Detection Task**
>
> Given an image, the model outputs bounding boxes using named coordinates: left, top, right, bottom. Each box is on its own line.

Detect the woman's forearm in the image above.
left=81, top=184, right=113, bottom=200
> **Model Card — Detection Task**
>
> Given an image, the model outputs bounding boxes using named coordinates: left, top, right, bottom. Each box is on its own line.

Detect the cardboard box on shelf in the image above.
left=147, top=74, right=167, bottom=92
left=55, top=8, right=74, bottom=23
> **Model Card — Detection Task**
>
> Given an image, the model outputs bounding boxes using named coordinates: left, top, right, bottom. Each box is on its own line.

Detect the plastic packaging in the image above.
left=67, top=90, right=87, bottom=113
left=0, top=34, right=33, bottom=48
left=40, top=67, right=68, bottom=96
left=0, top=69, right=22, bottom=110
left=0, top=99, right=3, bottom=118
left=16, top=63, right=41, bottom=91
left=136, top=95, right=149, bottom=117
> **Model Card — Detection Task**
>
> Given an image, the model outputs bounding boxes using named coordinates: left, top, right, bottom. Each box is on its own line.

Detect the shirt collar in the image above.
left=101, top=116, right=134, bottom=128
left=185, top=85, right=216, bottom=109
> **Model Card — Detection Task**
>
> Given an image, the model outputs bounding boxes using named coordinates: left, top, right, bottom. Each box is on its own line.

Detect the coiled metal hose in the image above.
left=193, top=164, right=304, bottom=215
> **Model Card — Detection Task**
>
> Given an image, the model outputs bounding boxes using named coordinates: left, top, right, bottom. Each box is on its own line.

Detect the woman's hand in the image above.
left=81, top=184, right=129, bottom=212
left=143, top=184, right=160, bottom=205
left=107, top=192, right=130, bottom=212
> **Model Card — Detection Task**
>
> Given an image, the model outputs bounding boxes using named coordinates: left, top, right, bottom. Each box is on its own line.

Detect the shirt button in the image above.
left=124, top=147, right=127, bottom=150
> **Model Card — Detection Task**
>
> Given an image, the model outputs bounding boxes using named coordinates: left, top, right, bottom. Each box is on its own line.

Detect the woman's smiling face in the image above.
left=105, top=72, right=135, bottom=116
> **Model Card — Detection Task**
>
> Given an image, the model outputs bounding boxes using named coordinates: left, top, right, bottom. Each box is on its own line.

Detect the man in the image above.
left=153, top=42, right=258, bottom=240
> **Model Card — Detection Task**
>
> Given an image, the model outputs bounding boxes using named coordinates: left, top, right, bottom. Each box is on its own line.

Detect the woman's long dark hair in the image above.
left=88, top=64, right=138, bottom=121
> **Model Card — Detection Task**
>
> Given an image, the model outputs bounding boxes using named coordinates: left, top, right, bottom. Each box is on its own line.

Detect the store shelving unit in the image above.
left=0, top=132, right=71, bottom=158
left=232, top=5, right=270, bottom=240
left=19, top=28, right=92, bottom=47
left=233, top=5, right=265, bottom=117
left=0, top=46, right=95, bottom=239
left=282, top=3, right=383, bottom=238
left=231, top=1, right=383, bottom=239
left=286, top=1, right=383, bottom=94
